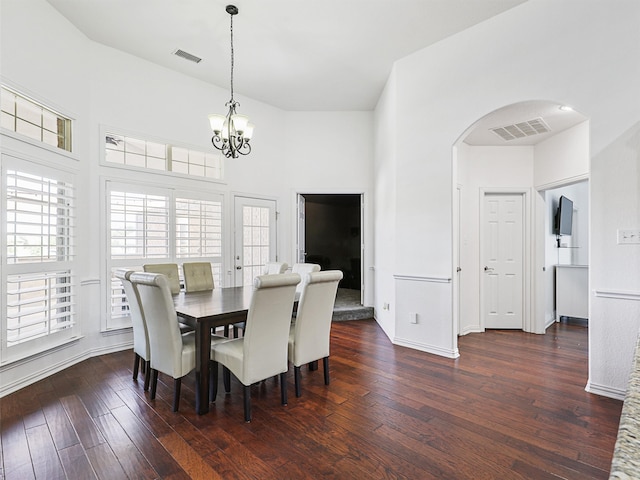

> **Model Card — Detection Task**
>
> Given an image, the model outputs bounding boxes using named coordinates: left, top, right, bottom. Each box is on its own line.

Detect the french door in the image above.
left=233, top=196, right=277, bottom=286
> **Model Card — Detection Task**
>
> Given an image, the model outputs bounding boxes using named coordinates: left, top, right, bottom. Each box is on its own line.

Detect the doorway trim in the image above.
left=292, top=189, right=368, bottom=306
left=479, top=187, right=532, bottom=332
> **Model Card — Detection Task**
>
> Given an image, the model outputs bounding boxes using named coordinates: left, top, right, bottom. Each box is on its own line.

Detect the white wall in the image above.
left=589, top=121, right=640, bottom=398
left=372, top=69, right=398, bottom=339
left=0, top=0, right=373, bottom=395
left=457, top=144, right=534, bottom=334
left=375, top=0, right=640, bottom=396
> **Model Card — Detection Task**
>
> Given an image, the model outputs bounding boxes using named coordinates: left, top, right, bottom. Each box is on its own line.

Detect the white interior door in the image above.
left=482, top=193, right=524, bottom=329
left=233, top=196, right=277, bottom=286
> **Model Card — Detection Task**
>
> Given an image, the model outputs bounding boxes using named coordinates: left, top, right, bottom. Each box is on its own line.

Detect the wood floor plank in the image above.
left=110, top=405, right=191, bottom=479
left=58, top=443, right=98, bottom=480
left=158, top=430, right=225, bottom=480
left=25, top=424, right=66, bottom=480
left=84, top=443, right=129, bottom=480
left=1, top=416, right=35, bottom=480
left=1, top=321, right=623, bottom=480
left=93, top=413, right=158, bottom=480
left=39, top=397, right=80, bottom=451
left=59, top=395, right=106, bottom=449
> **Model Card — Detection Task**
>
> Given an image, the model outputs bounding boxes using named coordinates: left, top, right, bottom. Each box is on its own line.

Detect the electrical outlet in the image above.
left=618, top=229, right=640, bottom=244
left=383, top=302, right=390, bottom=310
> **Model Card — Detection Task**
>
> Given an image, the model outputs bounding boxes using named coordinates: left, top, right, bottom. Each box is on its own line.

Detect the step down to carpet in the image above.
left=332, top=305, right=374, bottom=321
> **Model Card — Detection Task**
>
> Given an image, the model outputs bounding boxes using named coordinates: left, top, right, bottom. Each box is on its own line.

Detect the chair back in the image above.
left=130, top=272, right=190, bottom=378
left=290, top=270, right=343, bottom=367
left=262, top=261, right=288, bottom=275
left=183, top=262, right=214, bottom=292
left=143, top=263, right=181, bottom=294
left=291, top=263, right=321, bottom=295
left=114, top=269, right=149, bottom=361
left=242, top=273, right=300, bottom=384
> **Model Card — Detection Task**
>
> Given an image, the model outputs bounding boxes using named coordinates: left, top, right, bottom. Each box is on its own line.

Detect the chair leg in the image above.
left=233, top=325, right=239, bottom=338
left=308, top=360, right=318, bottom=371
left=133, top=353, right=140, bottom=380
left=210, top=361, right=218, bottom=402
left=143, top=361, right=151, bottom=391
left=150, top=369, right=159, bottom=399
left=173, top=378, right=181, bottom=412
left=223, top=325, right=230, bottom=337
left=243, top=385, right=251, bottom=422
left=294, top=366, right=302, bottom=398
left=223, top=366, right=231, bottom=392
left=323, top=357, right=330, bottom=385
left=280, top=372, right=288, bottom=406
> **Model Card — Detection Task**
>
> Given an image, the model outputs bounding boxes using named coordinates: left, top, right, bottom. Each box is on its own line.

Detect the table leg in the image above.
left=195, top=320, right=211, bottom=415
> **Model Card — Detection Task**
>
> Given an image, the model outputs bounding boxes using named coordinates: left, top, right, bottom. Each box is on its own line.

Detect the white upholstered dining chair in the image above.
left=183, top=262, right=214, bottom=293
left=143, top=263, right=181, bottom=294
left=291, top=262, right=321, bottom=298
left=130, top=272, right=228, bottom=412
left=262, top=261, right=288, bottom=275
left=114, top=268, right=151, bottom=391
left=210, top=273, right=301, bottom=422
left=288, top=270, right=343, bottom=397
left=232, top=261, right=291, bottom=338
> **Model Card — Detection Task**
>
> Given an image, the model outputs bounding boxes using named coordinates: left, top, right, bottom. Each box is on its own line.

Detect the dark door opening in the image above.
left=300, top=194, right=362, bottom=295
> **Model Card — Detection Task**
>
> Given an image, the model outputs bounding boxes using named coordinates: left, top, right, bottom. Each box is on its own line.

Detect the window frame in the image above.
left=103, top=179, right=225, bottom=331
left=1, top=154, right=80, bottom=365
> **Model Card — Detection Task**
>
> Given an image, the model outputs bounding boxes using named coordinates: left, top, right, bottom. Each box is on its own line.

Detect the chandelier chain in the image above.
left=229, top=11, right=234, bottom=103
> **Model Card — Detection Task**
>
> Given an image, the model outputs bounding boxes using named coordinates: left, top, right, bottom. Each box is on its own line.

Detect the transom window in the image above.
left=1, top=86, right=72, bottom=152
left=105, top=133, right=223, bottom=180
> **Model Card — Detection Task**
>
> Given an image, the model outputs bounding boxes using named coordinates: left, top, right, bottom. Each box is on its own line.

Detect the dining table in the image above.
left=173, top=286, right=253, bottom=415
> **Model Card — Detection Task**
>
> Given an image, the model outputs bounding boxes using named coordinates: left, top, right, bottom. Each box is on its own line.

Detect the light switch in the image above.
left=409, top=312, right=418, bottom=324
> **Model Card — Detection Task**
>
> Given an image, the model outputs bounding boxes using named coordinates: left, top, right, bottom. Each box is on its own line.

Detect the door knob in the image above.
left=236, top=266, right=242, bottom=270
left=484, top=266, right=494, bottom=272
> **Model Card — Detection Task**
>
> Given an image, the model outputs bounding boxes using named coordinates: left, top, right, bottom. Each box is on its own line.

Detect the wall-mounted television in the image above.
left=554, top=195, right=573, bottom=235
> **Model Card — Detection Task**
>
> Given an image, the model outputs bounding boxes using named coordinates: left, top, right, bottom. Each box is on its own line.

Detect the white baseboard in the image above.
left=0, top=341, right=132, bottom=398
left=393, top=337, right=460, bottom=359
left=585, top=380, right=626, bottom=401
left=459, top=325, right=482, bottom=336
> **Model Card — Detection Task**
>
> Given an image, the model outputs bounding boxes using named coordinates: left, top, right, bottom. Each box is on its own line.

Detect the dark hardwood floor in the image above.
left=1, top=320, right=622, bottom=479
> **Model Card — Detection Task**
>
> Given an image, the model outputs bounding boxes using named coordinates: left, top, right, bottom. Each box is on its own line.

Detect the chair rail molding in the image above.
left=393, top=274, right=452, bottom=283
left=593, top=289, right=640, bottom=301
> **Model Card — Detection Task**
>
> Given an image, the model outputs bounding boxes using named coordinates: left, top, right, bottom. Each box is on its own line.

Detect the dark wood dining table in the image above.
left=173, top=286, right=253, bottom=415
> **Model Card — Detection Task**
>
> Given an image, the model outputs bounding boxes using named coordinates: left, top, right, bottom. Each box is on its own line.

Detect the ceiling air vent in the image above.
left=490, top=118, right=550, bottom=142
left=172, top=49, right=202, bottom=64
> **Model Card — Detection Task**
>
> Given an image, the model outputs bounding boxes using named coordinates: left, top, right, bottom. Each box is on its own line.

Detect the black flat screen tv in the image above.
left=554, top=195, right=573, bottom=235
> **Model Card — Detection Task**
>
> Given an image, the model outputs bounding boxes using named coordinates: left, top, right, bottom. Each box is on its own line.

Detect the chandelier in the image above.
left=208, top=5, right=254, bottom=158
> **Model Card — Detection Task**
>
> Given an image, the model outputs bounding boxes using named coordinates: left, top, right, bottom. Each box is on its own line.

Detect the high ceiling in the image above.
left=45, top=0, right=527, bottom=112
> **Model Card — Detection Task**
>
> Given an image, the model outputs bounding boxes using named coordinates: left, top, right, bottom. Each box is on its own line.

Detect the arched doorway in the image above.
left=452, top=100, right=589, bottom=337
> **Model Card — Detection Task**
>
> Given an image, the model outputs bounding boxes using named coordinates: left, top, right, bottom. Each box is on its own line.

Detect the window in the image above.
left=105, top=133, right=223, bottom=180
left=106, top=182, right=223, bottom=329
left=1, top=86, right=72, bottom=152
left=2, top=164, right=77, bottom=359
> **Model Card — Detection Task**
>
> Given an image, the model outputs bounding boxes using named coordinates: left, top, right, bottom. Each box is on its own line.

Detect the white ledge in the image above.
left=394, top=274, right=452, bottom=283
